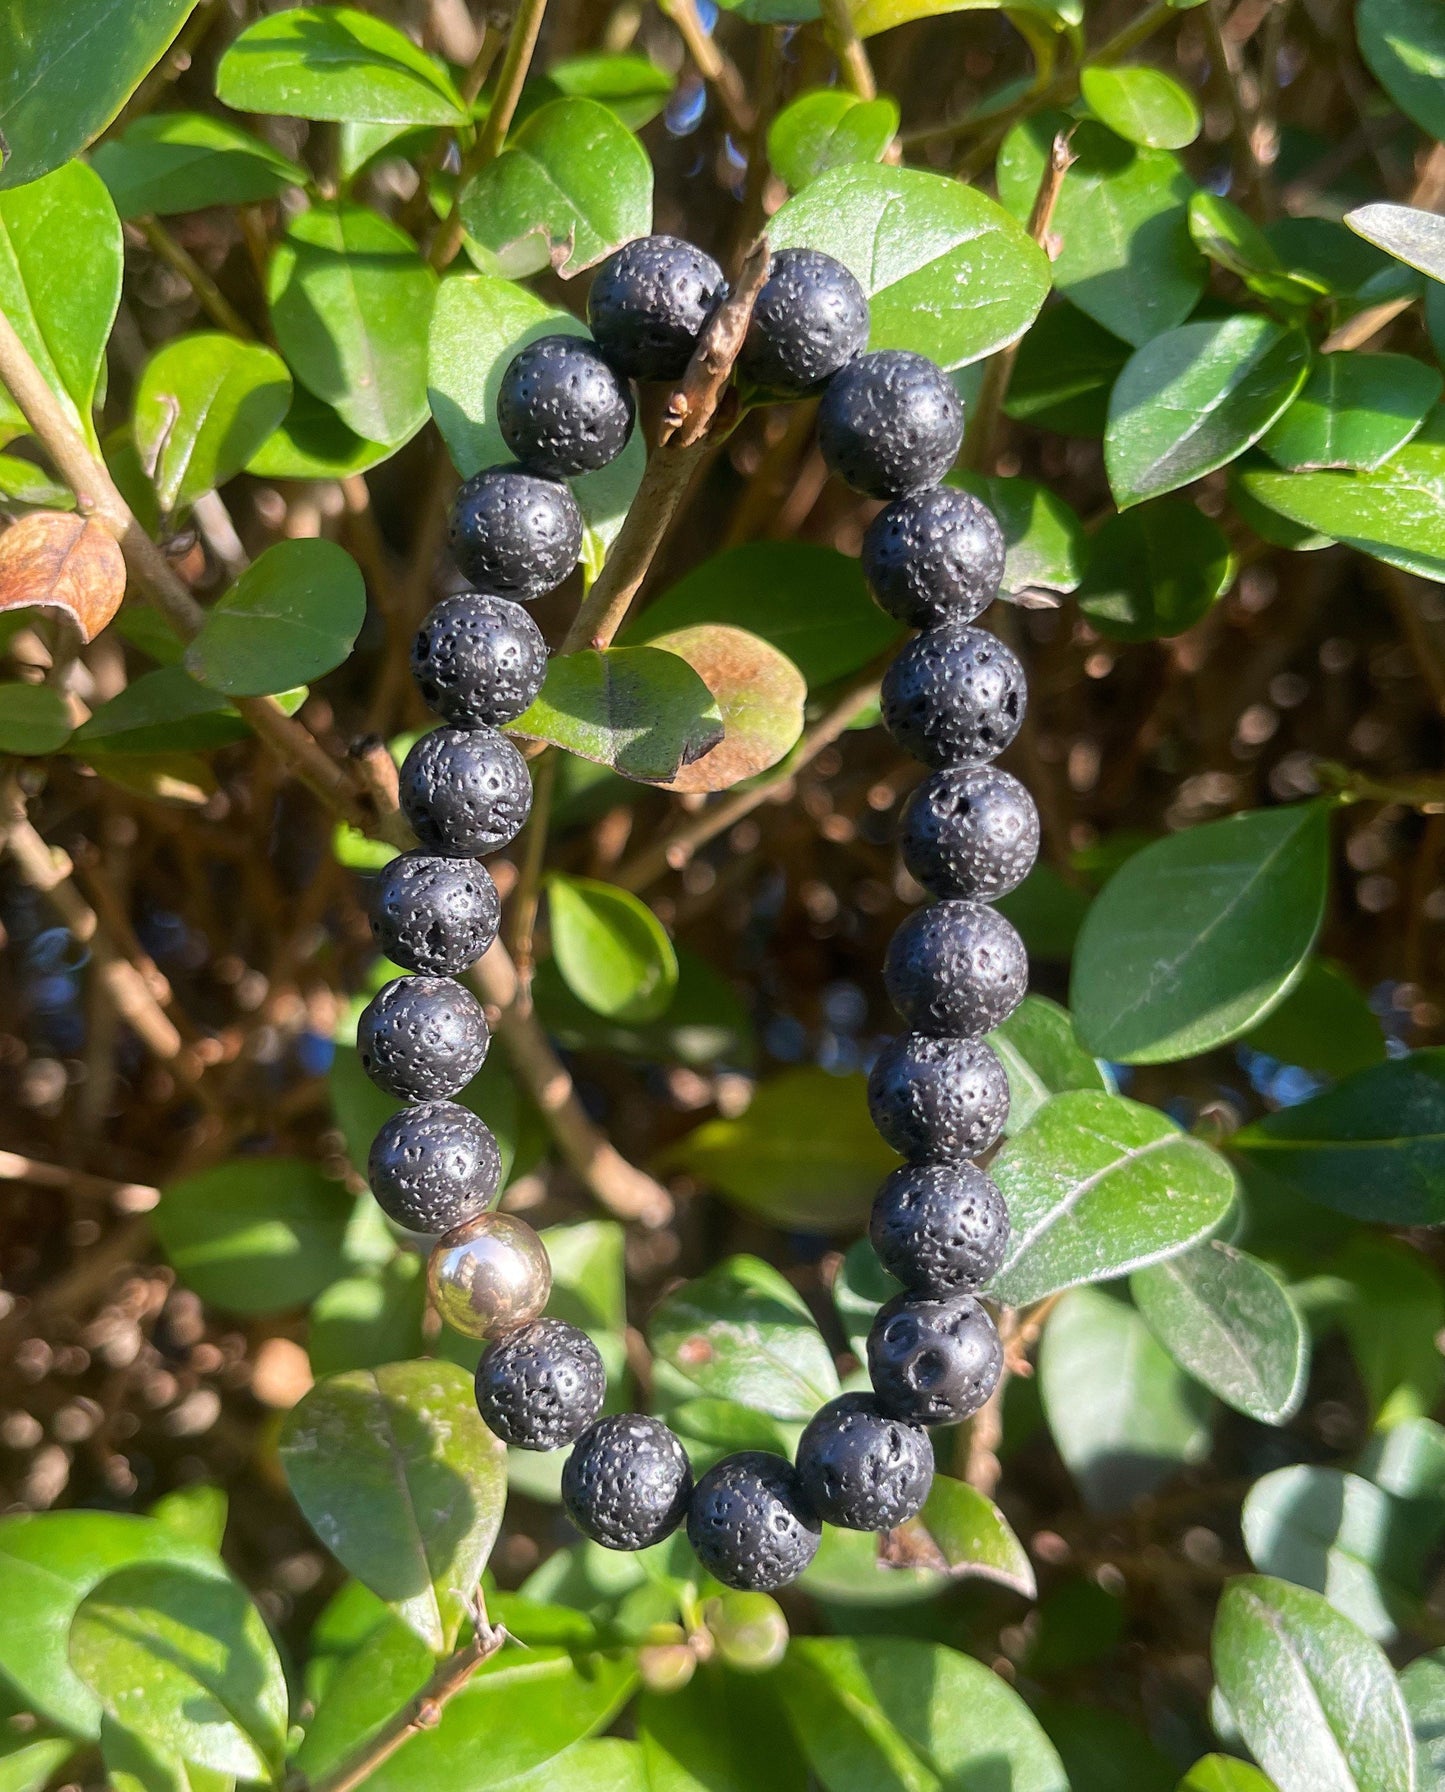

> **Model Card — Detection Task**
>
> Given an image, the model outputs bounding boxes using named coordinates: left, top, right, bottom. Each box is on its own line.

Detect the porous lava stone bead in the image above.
left=900, top=766, right=1039, bottom=902
left=870, top=1161, right=1010, bottom=1295
left=357, top=975, right=490, bottom=1102
left=563, top=1414, right=693, bottom=1550
left=369, top=853, right=500, bottom=979
left=497, top=334, right=635, bottom=477
left=367, top=1099, right=500, bottom=1235
left=881, top=625, right=1027, bottom=770
left=867, top=1291, right=1004, bottom=1426
left=474, top=1317, right=606, bottom=1451
left=795, top=1392, right=933, bottom=1532
left=588, top=234, right=727, bottom=382
left=817, top=350, right=964, bottom=498
left=862, top=486, right=1005, bottom=629
left=884, top=899, right=1028, bottom=1038
left=867, top=1033, right=1010, bottom=1163
left=410, top=593, right=547, bottom=729
left=738, top=247, right=869, bottom=397
left=448, top=465, right=582, bottom=600
left=687, top=1451, right=822, bottom=1592
left=399, top=727, right=533, bottom=858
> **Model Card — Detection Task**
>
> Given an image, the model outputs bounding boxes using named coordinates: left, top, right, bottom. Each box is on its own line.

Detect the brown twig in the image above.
left=820, top=0, right=878, bottom=100
left=662, top=0, right=756, bottom=134
left=0, top=1150, right=160, bottom=1211
left=134, top=217, right=257, bottom=341
left=964, top=1295, right=1058, bottom=1494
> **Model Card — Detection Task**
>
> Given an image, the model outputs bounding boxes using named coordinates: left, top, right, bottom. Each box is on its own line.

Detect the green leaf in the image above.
left=147, top=1486, right=227, bottom=1557
left=1005, top=300, right=1133, bottom=436
left=548, top=53, right=675, bottom=129
left=640, top=1669, right=807, bottom=1792
left=1033, top=1702, right=1176, bottom=1792
left=280, top=1360, right=506, bottom=1653
left=646, top=624, right=806, bottom=791
left=1261, top=352, right=1442, bottom=472
left=649, top=1253, right=840, bottom=1420
left=1211, top=1575, right=1415, bottom=1792
left=1347, top=201, right=1445, bottom=284
left=533, top=943, right=754, bottom=1069
left=1330, top=1236, right=1445, bottom=1426
left=0, top=452, right=71, bottom=509
left=767, top=90, right=899, bottom=190
left=1178, top=1759, right=1278, bottom=1792
left=133, top=334, right=291, bottom=516
left=1358, top=0, right=1445, bottom=141
left=1077, top=499, right=1234, bottom=640
left=1070, top=803, right=1331, bottom=1063
left=1188, top=191, right=1329, bottom=309
left=247, top=386, right=392, bottom=481
left=769, top=162, right=1052, bottom=370
left=216, top=6, right=467, bottom=125
left=832, top=1237, right=900, bottom=1358
left=185, top=538, right=366, bottom=699
left=0, top=683, right=72, bottom=754
left=1040, top=1287, right=1212, bottom=1511
left=0, top=1735, right=72, bottom=1792
left=70, top=667, right=304, bottom=758
left=1081, top=64, right=1201, bottom=149
left=1360, top=1416, right=1445, bottom=1501
left=69, top=1565, right=287, bottom=1782
left=1243, top=958, right=1386, bottom=1079
left=290, top=1612, right=432, bottom=1781
left=884, top=1473, right=1037, bottom=1597
left=1402, top=1653, right=1445, bottom=1792
left=153, top=1156, right=354, bottom=1313
left=309, top=1256, right=427, bottom=1377
left=458, top=98, right=653, bottom=279
left=508, top=647, right=723, bottom=783
left=1106, top=316, right=1311, bottom=507
left=949, top=472, right=1086, bottom=596
left=1131, top=1240, right=1308, bottom=1424
left=986, top=994, right=1111, bottom=1135
left=991, top=1090, right=1237, bottom=1307
left=92, top=113, right=306, bottom=218
left=547, top=874, right=678, bottom=1023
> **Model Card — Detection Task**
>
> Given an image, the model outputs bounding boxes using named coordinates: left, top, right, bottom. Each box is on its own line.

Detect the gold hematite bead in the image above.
left=427, top=1212, right=551, bottom=1340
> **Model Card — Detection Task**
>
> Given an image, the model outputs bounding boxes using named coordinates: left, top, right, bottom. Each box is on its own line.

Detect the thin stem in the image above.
left=504, top=748, right=557, bottom=1000
left=820, top=0, right=877, bottom=99
left=662, top=0, right=755, bottom=134
left=136, top=217, right=257, bottom=340
left=1204, top=0, right=1267, bottom=217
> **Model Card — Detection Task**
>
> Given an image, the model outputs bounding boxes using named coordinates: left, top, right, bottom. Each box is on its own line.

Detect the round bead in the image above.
left=427, top=1212, right=551, bottom=1340
left=739, top=247, right=869, bottom=397
left=369, top=852, right=500, bottom=979
left=497, top=334, right=636, bottom=477
left=368, top=1099, right=500, bottom=1236
left=884, top=900, right=1028, bottom=1038
left=881, top=625, right=1027, bottom=770
left=900, top=766, right=1039, bottom=902
left=862, top=487, right=1005, bottom=629
left=399, top=726, right=533, bottom=858
left=867, top=1291, right=1003, bottom=1426
left=563, top=1414, right=693, bottom=1550
left=410, top=593, right=547, bottom=728
left=474, top=1317, right=606, bottom=1451
left=687, top=1451, right=821, bottom=1592
left=870, top=1161, right=1010, bottom=1295
left=817, top=350, right=964, bottom=499
left=795, top=1392, right=933, bottom=1532
left=357, top=975, right=489, bottom=1103
left=448, top=465, right=582, bottom=600
left=588, top=234, right=727, bottom=382
left=867, top=1032, right=1010, bottom=1163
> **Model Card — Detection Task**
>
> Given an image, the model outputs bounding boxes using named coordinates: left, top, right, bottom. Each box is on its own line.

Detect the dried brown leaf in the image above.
left=649, top=623, right=806, bottom=794
left=0, top=511, right=125, bottom=642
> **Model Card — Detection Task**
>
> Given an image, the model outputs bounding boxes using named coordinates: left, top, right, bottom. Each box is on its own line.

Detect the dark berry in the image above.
left=817, top=350, right=963, bottom=498
left=369, top=853, right=500, bottom=979
left=795, top=1392, right=933, bottom=1532
left=497, top=334, right=635, bottom=477
left=687, top=1451, right=821, bottom=1592
left=862, top=486, right=1005, bottom=628
left=868, top=1033, right=1010, bottom=1162
left=870, top=1162, right=1010, bottom=1295
left=448, top=465, right=582, bottom=599
left=867, top=1291, right=1003, bottom=1426
left=881, top=625, right=1026, bottom=770
left=475, top=1317, right=605, bottom=1451
left=884, top=900, right=1028, bottom=1038
left=739, top=247, right=869, bottom=397
left=367, top=1099, right=500, bottom=1235
left=357, top=975, right=489, bottom=1102
left=399, top=727, right=532, bottom=858
left=588, top=234, right=727, bottom=381
left=563, top=1414, right=693, bottom=1551
left=900, top=766, right=1039, bottom=901
left=410, top=593, right=547, bottom=729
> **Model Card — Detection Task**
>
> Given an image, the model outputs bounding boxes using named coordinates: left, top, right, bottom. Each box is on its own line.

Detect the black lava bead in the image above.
left=475, top=1317, right=606, bottom=1451
left=739, top=247, right=869, bottom=397
left=563, top=1414, right=693, bottom=1551
left=687, top=1451, right=822, bottom=1592
left=367, top=1099, right=500, bottom=1235
left=369, top=853, right=500, bottom=979
left=795, top=1393, right=934, bottom=1532
left=884, top=900, right=1028, bottom=1038
left=497, top=334, right=635, bottom=477
left=870, top=1162, right=1010, bottom=1295
left=862, top=486, right=1005, bottom=628
left=868, top=1291, right=1003, bottom=1426
left=411, top=593, right=547, bottom=730
left=588, top=234, right=727, bottom=382
left=868, top=1033, right=1010, bottom=1162
left=357, top=975, right=490, bottom=1102
left=881, top=625, right=1027, bottom=770
left=448, top=465, right=582, bottom=600
left=900, top=766, right=1039, bottom=902
left=817, top=350, right=964, bottom=499
left=399, top=727, right=533, bottom=858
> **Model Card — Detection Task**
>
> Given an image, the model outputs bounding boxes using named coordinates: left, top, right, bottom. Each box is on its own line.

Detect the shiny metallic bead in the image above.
left=427, top=1212, right=551, bottom=1339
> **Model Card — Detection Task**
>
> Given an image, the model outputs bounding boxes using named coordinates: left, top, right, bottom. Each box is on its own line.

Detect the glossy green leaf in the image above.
left=92, top=113, right=305, bottom=218
left=0, top=1734, right=72, bottom=1792
left=799, top=1523, right=942, bottom=1609
left=1402, top=1652, right=1445, bottom=1792
left=987, top=994, right=1111, bottom=1134
left=0, top=452, right=71, bottom=508
left=950, top=472, right=1086, bottom=596
left=1347, top=201, right=1445, bottom=284
left=1178, top=1759, right=1278, bottom=1792
left=185, top=538, right=366, bottom=699
left=133, top=334, right=291, bottom=516
left=0, top=683, right=72, bottom=754
left=548, top=53, right=675, bottom=129
left=547, top=874, right=678, bottom=1024
left=767, top=90, right=899, bottom=189
left=508, top=647, right=722, bottom=784
left=1242, top=957, right=1386, bottom=1078
left=1077, top=499, right=1234, bottom=640
left=291, top=1611, right=432, bottom=1779
left=309, top=1256, right=428, bottom=1377
left=533, top=943, right=754, bottom=1070
left=1330, top=1236, right=1445, bottom=1426
left=1261, top=353, right=1441, bottom=471
left=1081, top=64, right=1201, bottom=149
left=246, top=388, right=392, bottom=481
left=1358, top=0, right=1445, bottom=141
left=1188, top=191, right=1329, bottom=308
left=70, top=667, right=303, bottom=757
left=640, top=1669, right=807, bottom=1792
left=851, top=0, right=1080, bottom=35
left=1006, top=300, right=1133, bottom=436
left=1269, top=215, right=1400, bottom=298
left=1034, top=1702, right=1176, bottom=1792
left=147, top=1487, right=227, bottom=1558
left=1360, top=1416, right=1445, bottom=1501
left=884, top=1473, right=1036, bottom=1597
